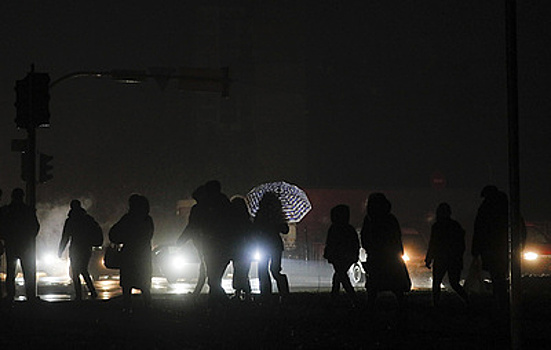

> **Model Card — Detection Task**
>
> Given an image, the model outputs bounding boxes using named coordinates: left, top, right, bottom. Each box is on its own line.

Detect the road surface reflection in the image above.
left=2, top=259, right=433, bottom=302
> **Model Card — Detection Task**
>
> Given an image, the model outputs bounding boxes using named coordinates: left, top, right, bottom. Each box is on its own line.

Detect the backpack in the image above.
left=86, top=216, right=104, bottom=247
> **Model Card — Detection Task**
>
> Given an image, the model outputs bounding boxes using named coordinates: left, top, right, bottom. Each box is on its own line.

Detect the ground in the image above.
left=1, top=287, right=550, bottom=350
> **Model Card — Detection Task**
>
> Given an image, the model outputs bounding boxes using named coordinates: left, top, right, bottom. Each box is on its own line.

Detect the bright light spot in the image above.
left=41, top=254, right=57, bottom=267
left=253, top=250, right=262, bottom=261
left=524, top=252, right=538, bottom=261
left=171, top=255, right=187, bottom=268
left=402, top=253, right=410, bottom=262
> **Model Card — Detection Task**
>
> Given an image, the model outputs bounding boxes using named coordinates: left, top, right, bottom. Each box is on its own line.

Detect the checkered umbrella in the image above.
left=246, top=181, right=312, bottom=223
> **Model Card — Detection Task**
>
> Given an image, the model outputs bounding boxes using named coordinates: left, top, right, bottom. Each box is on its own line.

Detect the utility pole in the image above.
left=505, top=1, right=522, bottom=349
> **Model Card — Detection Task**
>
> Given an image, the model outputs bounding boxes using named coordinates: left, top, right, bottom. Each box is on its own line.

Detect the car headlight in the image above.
left=252, top=249, right=262, bottom=262
left=524, top=252, right=538, bottom=261
left=170, top=255, right=187, bottom=269
left=39, top=254, right=57, bottom=267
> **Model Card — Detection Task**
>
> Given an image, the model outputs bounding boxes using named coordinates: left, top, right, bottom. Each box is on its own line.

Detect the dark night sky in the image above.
left=1, top=1, right=551, bottom=244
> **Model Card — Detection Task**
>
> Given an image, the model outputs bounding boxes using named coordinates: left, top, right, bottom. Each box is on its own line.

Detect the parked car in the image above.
left=522, top=223, right=551, bottom=276
left=152, top=244, right=201, bottom=283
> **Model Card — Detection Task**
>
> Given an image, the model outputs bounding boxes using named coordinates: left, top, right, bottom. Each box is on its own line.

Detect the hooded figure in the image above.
left=109, top=194, right=154, bottom=311
left=425, top=203, right=469, bottom=306
left=324, top=204, right=359, bottom=304
left=472, top=185, right=509, bottom=310
left=0, top=188, right=40, bottom=302
left=58, top=200, right=102, bottom=300
left=360, top=193, right=410, bottom=310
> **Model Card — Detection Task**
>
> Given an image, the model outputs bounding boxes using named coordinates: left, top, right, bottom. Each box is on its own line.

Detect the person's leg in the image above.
left=81, top=270, right=97, bottom=299
left=448, top=264, right=469, bottom=304
left=258, top=254, right=272, bottom=297
left=122, top=286, right=132, bottom=311
left=270, top=250, right=289, bottom=296
left=330, top=268, right=340, bottom=298
left=141, top=286, right=152, bottom=309
left=20, top=243, right=36, bottom=301
left=335, top=262, right=357, bottom=302
left=487, top=252, right=509, bottom=311
left=80, top=250, right=97, bottom=298
left=204, top=253, right=229, bottom=306
left=232, top=258, right=246, bottom=297
left=431, top=260, right=447, bottom=307
left=71, top=265, right=83, bottom=300
left=5, top=252, right=18, bottom=301
left=192, top=255, right=207, bottom=297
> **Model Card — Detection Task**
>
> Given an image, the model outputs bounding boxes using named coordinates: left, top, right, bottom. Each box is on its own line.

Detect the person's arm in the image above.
left=58, top=220, right=70, bottom=257
left=425, top=224, right=436, bottom=268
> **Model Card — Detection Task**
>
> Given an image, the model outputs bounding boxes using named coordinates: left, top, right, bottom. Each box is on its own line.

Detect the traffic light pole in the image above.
left=25, top=127, right=37, bottom=209
left=15, top=66, right=230, bottom=209
left=506, top=1, right=522, bottom=349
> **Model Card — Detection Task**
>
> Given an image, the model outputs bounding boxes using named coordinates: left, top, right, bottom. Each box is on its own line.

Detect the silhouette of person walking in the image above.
left=253, top=192, right=290, bottom=301
left=58, top=200, right=102, bottom=301
left=177, top=185, right=208, bottom=298
left=472, top=185, right=509, bottom=311
left=109, top=194, right=154, bottom=312
left=324, top=204, right=360, bottom=306
left=187, top=180, right=232, bottom=307
left=425, top=202, right=469, bottom=307
left=229, top=196, right=253, bottom=301
left=0, top=188, right=40, bottom=303
left=360, top=193, right=410, bottom=311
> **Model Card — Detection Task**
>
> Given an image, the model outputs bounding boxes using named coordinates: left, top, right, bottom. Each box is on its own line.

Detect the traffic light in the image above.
left=15, top=77, right=31, bottom=129
left=39, top=153, right=53, bottom=183
left=14, top=72, right=51, bottom=129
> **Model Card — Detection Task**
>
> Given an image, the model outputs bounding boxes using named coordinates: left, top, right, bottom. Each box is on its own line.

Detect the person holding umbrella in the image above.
left=253, top=191, right=290, bottom=302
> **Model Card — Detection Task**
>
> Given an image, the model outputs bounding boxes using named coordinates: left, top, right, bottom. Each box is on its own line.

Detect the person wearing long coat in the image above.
left=324, top=204, right=360, bottom=305
left=58, top=200, right=102, bottom=300
left=360, top=193, right=410, bottom=310
left=109, top=194, right=154, bottom=311
left=425, top=202, right=469, bottom=306
left=177, top=185, right=207, bottom=298
left=253, top=192, right=290, bottom=300
left=229, top=196, right=254, bottom=300
left=472, top=185, right=509, bottom=310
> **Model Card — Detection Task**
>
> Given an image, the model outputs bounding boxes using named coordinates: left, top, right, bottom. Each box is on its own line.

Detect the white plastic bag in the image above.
left=464, top=256, right=487, bottom=295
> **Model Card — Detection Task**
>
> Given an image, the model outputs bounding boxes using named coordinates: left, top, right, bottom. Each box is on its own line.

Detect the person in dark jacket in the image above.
left=472, top=185, right=509, bottom=310
left=193, top=180, right=232, bottom=307
left=324, top=204, right=360, bottom=305
left=0, top=188, right=40, bottom=303
left=109, top=194, right=154, bottom=311
left=360, top=193, right=410, bottom=311
left=425, top=203, right=469, bottom=307
left=58, top=200, right=102, bottom=301
left=177, top=185, right=207, bottom=298
left=253, top=192, right=290, bottom=301
left=230, top=196, right=254, bottom=301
